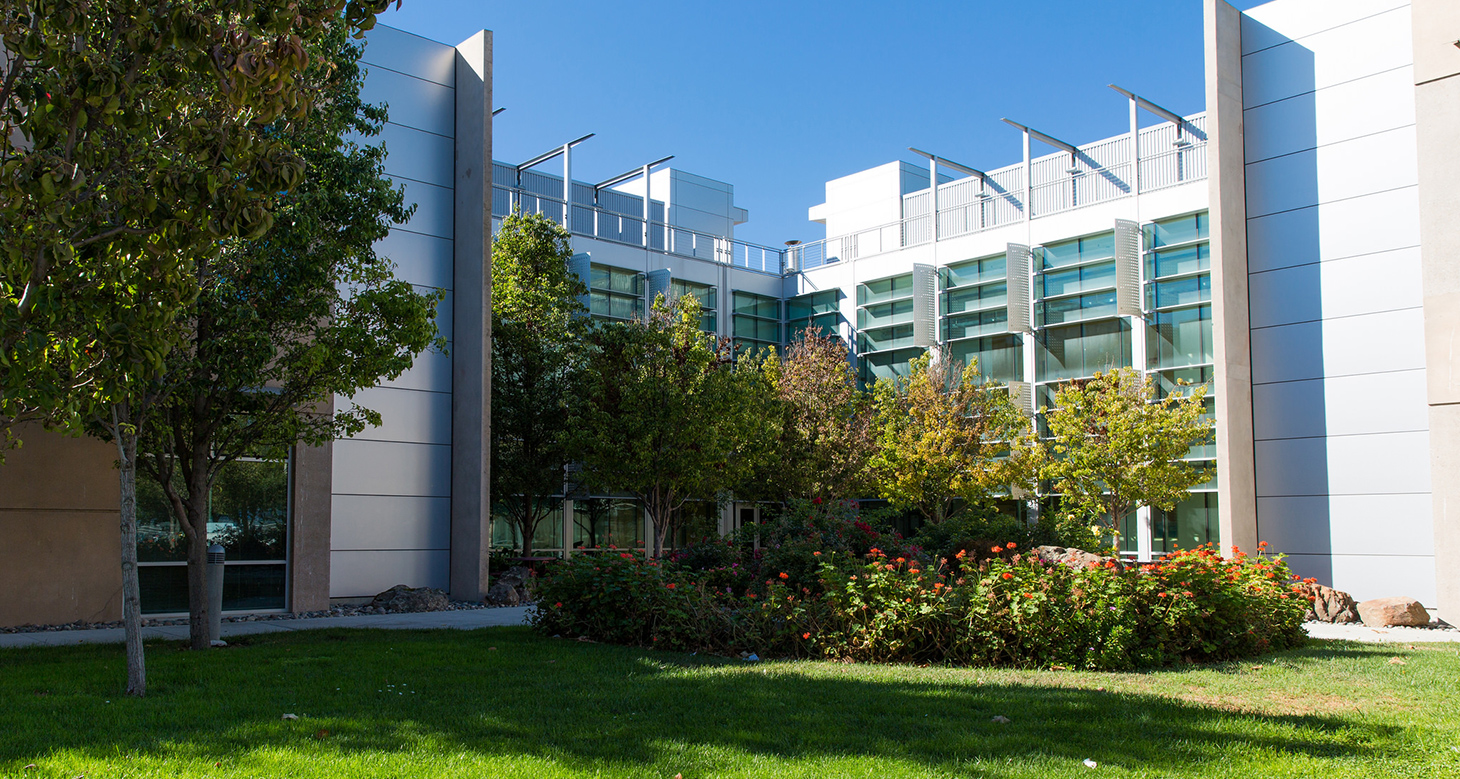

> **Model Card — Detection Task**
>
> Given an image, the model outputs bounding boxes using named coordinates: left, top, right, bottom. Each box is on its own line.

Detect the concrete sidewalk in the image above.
left=0, top=606, right=534, bottom=649
left=1302, top=621, right=1460, bottom=644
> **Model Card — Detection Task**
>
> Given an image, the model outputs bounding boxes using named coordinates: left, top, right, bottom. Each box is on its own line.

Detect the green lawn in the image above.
left=1, top=628, right=1456, bottom=778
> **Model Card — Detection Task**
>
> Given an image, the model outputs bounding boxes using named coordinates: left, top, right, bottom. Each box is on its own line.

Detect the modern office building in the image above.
left=1, top=0, right=1455, bottom=627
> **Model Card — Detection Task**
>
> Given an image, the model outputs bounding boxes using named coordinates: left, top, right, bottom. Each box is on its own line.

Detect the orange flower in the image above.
left=1158, top=592, right=1167, bottom=598
left=802, top=632, right=811, bottom=640
left=1183, top=591, right=1193, bottom=597
left=897, top=557, right=906, bottom=563
left=813, top=551, right=821, bottom=557
left=779, top=572, right=789, bottom=579
left=1006, top=542, right=1017, bottom=550
left=1001, top=572, right=1014, bottom=580
left=955, top=549, right=967, bottom=559
left=909, top=569, right=920, bottom=574
left=934, top=583, right=944, bottom=589
left=1023, top=593, right=1034, bottom=598
left=746, top=593, right=757, bottom=599
left=991, top=546, right=1002, bottom=554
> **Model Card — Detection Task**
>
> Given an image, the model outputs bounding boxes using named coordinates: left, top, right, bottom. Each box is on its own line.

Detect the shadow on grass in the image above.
left=0, top=628, right=1428, bottom=776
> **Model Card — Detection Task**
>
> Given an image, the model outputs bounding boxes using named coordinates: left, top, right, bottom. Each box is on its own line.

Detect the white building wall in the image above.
left=1239, top=0, right=1433, bottom=602
left=330, top=26, right=458, bottom=597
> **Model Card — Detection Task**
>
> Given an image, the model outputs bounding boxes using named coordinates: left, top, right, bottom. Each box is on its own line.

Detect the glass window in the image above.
left=945, top=281, right=1007, bottom=314
left=787, top=289, right=839, bottom=320
left=491, top=498, right=565, bottom=553
left=732, top=291, right=779, bottom=319
left=1153, top=493, right=1219, bottom=553
left=945, top=308, right=1009, bottom=340
left=1037, top=290, right=1116, bottom=327
left=1144, top=212, right=1209, bottom=249
left=572, top=497, right=643, bottom=552
left=1036, top=319, right=1131, bottom=382
left=1037, top=233, right=1115, bottom=270
left=857, top=274, right=913, bottom=306
left=1147, top=304, right=1213, bottom=369
left=1153, top=366, right=1215, bottom=399
left=1147, top=242, right=1210, bottom=280
left=859, top=323, right=917, bottom=353
left=861, top=347, right=924, bottom=386
left=137, top=457, right=289, bottom=614
left=1148, top=275, right=1211, bottom=309
left=944, top=254, right=1007, bottom=289
left=858, top=298, right=915, bottom=329
left=947, top=334, right=1023, bottom=383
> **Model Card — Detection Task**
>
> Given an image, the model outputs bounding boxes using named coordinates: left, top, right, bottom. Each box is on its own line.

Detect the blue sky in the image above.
left=379, top=0, right=1267, bottom=248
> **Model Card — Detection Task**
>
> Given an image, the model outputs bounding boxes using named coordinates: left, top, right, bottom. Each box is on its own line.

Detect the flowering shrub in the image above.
left=533, top=522, right=1307, bottom=669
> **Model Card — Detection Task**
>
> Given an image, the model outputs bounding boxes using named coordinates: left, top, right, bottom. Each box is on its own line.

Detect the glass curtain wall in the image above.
left=589, top=264, right=643, bottom=322
left=857, top=273, right=921, bottom=385
left=669, top=278, right=717, bottom=333
left=786, top=289, right=841, bottom=343
left=941, top=253, right=1021, bottom=382
left=732, top=291, right=780, bottom=357
left=136, top=455, right=290, bottom=614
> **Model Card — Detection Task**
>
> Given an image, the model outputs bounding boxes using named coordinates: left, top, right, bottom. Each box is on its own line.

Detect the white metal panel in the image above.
left=1241, top=0, right=1411, bottom=55
left=329, top=550, right=450, bottom=597
left=390, top=177, right=453, bottom=239
left=1240, top=7, right=1413, bottom=109
left=340, top=386, right=452, bottom=445
left=361, top=25, right=456, bottom=86
left=430, top=289, right=453, bottom=344
left=1245, top=186, right=1422, bottom=273
left=1254, top=436, right=1330, bottom=497
left=1242, top=66, right=1416, bottom=164
left=375, top=229, right=453, bottom=290
left=1244, top=127, right=1418, bottom=218
left=1253, top=371, right=1430, bottom=440
left=1248, top=264, right=1322, bottom=329
left=1259, top=494, right=1434, bottom=558
left=330, top=495, right=451, bottom=551
left=912, top=263, right=936, bottom=348
left=377, top=349, right=452, bottom=394
left=368, top=123, right=454, bottom=188
left=359, top=65, right=455, bottom=138
left=1248, top=247, right=1422, bottom=329
left=332, top=440, right=451, bottom=497
left=1250, top=321, right=1326, bottom=384
left=1321, top=307, right=1427, bottom=377
left=1324, top=553, right=1435, bottom=605
left=1327, top=431, right=1433, bottom=495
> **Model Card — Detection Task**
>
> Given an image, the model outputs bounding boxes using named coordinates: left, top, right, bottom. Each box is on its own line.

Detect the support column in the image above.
left=289, top=433, right=332, bottom=613
left=1204, top=0, right=1258, bottom=557
left=450, top=31, right=493, bottom=602
left=1412, top=0, right=1460, bottom=625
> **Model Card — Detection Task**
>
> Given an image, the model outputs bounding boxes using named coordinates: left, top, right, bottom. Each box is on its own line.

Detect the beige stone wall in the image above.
left=1413, top=0, right=1460, bottom=625
left=0, top=426, right=122, bottom=627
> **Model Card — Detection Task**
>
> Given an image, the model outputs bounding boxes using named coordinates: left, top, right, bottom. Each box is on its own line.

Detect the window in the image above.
left=571, top=497, right=643, bottom=552
left=1153, top=493, right=1219, bottom=553
left=670, top=279, right=717, bottom=333
left=1036, top=233, right=1115, bottom=270
left=491, top=498, right=565, bottom=554
left=857, top=273, right=913, bottom=306
left=943, top=254, right=1007, bottom=289
left=732, top=291, right=780, bottom=356
left=860, top=347, right=923, bottom=386
left=1036, top=319, right=1131, bottom=383
left=947, top=334, right=1023, bottom=383
left=136, top=456, right=290, bottom=614
left=588, top=264, right=642, bottom=322
left=1148, top=305, right=1212, bottom=369
left=787, top=290, right=841, bottom=342
left=1143, top=211, right=1208, bottom=249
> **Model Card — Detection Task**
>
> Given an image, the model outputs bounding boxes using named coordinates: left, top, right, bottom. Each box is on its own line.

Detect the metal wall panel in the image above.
left=912, top=263, right=936, bottom=348
left=1114, top=219, right=1142, bottom=316
left=646, top=268, right=671, bottom=312
left=1006, top=243, right=1032, bottom=333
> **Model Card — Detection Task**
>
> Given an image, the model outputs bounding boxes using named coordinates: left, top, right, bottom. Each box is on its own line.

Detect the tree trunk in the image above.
left=114, top=413, right=146, bottom=697
left=186, top=510, right=210, bottom=650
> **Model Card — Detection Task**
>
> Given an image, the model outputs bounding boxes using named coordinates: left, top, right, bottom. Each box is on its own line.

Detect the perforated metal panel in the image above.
left=645, top=268, right=671, bottom=316
left=1115, top=219, right=1142, bottom=317
left=1006, top=243, right=1032, bottom=333
left=568, top=253, right=592, bottom=309
left=913, top=263, right=937, bottom=348
left=1007, top=381, right=1035, bottom=417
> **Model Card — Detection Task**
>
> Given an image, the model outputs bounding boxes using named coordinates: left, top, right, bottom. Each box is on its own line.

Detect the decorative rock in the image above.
left=1356, top=597, right=1430, bottom=627
left=369, top=584, right=449, bottom=613
left=1299, top=583, right=1359, bottom=623
left=1031, top=545, right=1126, bottom=572
left=484, top=581, right=520, bottom=607
left=494, top=566, right=534, bottom=603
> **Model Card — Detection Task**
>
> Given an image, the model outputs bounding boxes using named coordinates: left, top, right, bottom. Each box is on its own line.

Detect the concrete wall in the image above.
left=1238, top=0, right=1433, bottom=602
left=330, top=26, right=460, bottom=598
left=1411, top=0, right=1460, bottom=624
left=0, top=427, right=122, bottom=627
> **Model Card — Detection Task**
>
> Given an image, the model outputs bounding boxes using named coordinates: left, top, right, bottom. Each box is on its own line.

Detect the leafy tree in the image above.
left=569, top=296, right=766, bottom=557
left=1040, top=367, right=1213, bottom=547
left=137, top=27, right=439, bottom=652
left=870, top=349, right=1035, bottom=525
left=0, top=1, right=395, bottom=696
left=490, top=211, right=587, bottom=558
left=742, top=329, right=874, bottom=503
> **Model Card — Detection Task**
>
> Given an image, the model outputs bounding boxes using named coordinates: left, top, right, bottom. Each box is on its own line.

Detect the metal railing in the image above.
left=492, top=186, right=785, bottom=275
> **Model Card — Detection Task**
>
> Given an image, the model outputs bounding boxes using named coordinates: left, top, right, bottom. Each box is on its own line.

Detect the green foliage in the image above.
left=538, top=541, right=1308, bottom=670
left=1041, top=367, right=1214, bottom=543
left=490, top=211, right=587, bottom=557
left=740, top=330, right=875, bottom=502
left=568, top=295, right=770, bottom=557
left=870, top=350, right=1036, bottom=525
left=135, top=27, right=439, bottom=650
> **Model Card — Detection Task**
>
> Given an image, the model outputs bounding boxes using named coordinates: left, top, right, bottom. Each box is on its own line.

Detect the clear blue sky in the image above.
left=378, top=0, right=1267, bottom=248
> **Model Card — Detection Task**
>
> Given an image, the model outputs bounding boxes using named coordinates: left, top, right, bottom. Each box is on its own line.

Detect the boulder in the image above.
left=1299, top=583, right=1359, bottom=623
left=484, top=581, right=520, bottom=607
left=1031, top=545, right=1127, bottom=572
left=1356, top=597, right=1430, bottom=627
left=494, top=565, right=534, bottom=603
left=370, top=585, right=449, bottom=613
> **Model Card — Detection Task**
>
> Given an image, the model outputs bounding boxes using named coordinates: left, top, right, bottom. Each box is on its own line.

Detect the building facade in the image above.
left=1, top=0, right=1455, bottom=626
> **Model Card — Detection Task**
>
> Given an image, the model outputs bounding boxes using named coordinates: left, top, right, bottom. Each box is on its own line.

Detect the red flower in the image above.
left=1158, top=592, right=1167, bottom=598
left=1001, top=572, right=1014, bottom=580
left=802, top=632, right=811, bottom=640
left=812, top=497, right=822, bottom=505
left=991, top=546, right=1002, bottom=554
left=666, top=583, right=676, bottom=589
left=554, top=602, right=563, bottom=608
left=909, top=569, right=920, bottom=575
left=779, top=572, right=789, bottom=580
left=1006, top=542, right=1017, bottom=550
left=813, top=551, right=821, bottom=557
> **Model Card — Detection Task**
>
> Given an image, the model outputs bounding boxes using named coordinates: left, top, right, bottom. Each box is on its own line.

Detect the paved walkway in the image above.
left=0, top=606, right=534, bottom=649
left=3, top=609, right=1456, bottom=649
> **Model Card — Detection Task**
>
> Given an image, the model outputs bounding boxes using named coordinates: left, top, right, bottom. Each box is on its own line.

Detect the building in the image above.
left=1, top=0, right=1455, bottom=626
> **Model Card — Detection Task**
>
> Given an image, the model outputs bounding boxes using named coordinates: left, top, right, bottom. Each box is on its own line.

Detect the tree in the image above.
left=0, top=1, right=395, bottom=697
left=741, top=328, right=874, bottom=503
left=869, top=349, right=1035, bottom=525
left=1040, top=367, right=1214, bottom=547
left=490, top=211, right=587, bottom=558
left=569, top=296, right=765, bottom=557
left=137, top=26, right=440, bottom=652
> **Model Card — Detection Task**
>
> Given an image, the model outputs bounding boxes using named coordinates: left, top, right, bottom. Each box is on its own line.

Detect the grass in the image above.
left=1, top=628, right=1457, bottom=778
